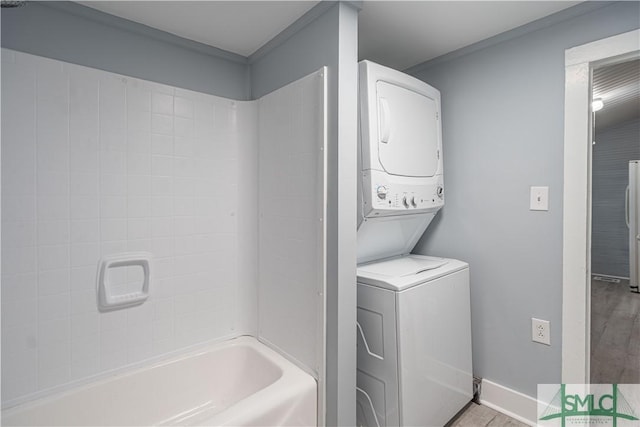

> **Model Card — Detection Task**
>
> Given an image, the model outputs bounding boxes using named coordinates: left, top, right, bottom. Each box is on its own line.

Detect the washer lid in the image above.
left=357, top=255, right=467, bottom=291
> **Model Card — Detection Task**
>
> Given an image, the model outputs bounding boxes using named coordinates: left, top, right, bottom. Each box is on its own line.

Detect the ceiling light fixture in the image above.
left=592, top=98, right=604, bottom=112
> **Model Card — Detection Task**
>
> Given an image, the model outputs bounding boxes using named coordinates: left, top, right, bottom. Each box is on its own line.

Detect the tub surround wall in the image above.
left=234, top=102, right=259, bottom=337
left=1, top=49, right=250, bottom=405
left=1, top=48, right=330, bottom=412
left=258, top=69, right=327, bottom=379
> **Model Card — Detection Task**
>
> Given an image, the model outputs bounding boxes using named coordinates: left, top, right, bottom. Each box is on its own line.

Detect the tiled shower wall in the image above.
left=258, top=70, right=326, bottom=379
left=1, top=49, right=246, bottom=403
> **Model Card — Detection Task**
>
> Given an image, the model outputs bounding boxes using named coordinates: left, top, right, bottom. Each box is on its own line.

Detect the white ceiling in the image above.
left=80, top=1, right=581, bottom=69
left=358, top=1, right=580, bottom=70
left=79, top=1, right=319, bottom=57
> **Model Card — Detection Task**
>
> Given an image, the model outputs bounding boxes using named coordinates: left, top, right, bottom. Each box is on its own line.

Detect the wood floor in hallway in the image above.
left=590, top=277, right=640, bottom=384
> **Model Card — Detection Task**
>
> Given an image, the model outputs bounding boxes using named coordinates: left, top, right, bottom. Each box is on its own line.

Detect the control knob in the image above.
left=403, top=196, right=410, bottom=208
left=410, top=196, right=418, bottom=207
left=376, top=186, right=388, bottom=200
left=437, top=186, right=444, bottom=199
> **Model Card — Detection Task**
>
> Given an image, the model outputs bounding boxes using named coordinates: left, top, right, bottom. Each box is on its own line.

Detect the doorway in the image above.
left=589, top=58, right=640, bottom=383
left=562, top=29, right=640, bottom=385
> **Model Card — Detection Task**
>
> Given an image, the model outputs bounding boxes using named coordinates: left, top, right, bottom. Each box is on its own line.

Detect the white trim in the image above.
left=566, top=29, right=640, bottom=66
left=479, top=379, right=537, bottom=426
left=562, top=59, right=592, bottom=384
left=562, top=29, right=640, bottom=385
left=318, top=66, right=328, bottom=427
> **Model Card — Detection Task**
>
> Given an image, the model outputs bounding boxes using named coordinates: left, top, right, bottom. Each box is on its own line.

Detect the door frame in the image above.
left=562, top=29, right=640, bottom=384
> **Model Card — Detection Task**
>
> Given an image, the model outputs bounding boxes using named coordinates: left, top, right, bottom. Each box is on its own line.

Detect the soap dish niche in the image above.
left=97, top=252, right=152, bottom=312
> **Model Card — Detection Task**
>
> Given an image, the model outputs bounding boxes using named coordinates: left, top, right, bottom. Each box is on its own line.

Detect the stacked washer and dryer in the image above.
left=356, top=61, right=473, bottom=427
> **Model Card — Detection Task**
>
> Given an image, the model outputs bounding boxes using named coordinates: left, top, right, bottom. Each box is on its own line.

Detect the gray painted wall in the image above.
left=250, top=3, right=359, bottom=425
left=250, top=2, right=334, bottom=99
left=410, top=1, right=640, bottom=398
left=592, top=118, right=640, bottom=278
left=1, top=1, right=249, bottom=100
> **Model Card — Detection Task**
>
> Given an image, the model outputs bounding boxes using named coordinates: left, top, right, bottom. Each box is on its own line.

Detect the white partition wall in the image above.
left=257, top=68, right=327, bottom=408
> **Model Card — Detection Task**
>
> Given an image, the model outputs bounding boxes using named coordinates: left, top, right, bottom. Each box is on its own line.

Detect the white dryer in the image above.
left=356, top=255, right=472, bottom=427
left=357, top=60, right=444, bottom=264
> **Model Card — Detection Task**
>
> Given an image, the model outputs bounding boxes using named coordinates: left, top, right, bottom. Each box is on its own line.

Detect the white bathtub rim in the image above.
left=154, top=336, right=317, bottom=426
left=2, top=333, right=263, bottom=412
left=3, top=335, right=318, bottom=427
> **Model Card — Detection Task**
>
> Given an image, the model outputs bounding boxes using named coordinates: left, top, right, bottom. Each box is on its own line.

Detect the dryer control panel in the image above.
left=362, top=170, right=443, bottom=218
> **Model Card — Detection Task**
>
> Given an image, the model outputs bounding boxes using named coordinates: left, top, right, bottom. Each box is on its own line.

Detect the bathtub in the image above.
left=1, top=336, right=317, bottom=426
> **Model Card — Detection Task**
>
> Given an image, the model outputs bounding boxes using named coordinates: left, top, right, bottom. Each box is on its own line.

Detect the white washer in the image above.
left=356, top=255, right=473, bottom=427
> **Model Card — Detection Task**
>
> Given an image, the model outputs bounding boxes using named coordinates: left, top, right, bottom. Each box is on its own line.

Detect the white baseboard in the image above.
left=479, top=379, right=538, bottom=426
left=591, top=273, right=629, bottom=281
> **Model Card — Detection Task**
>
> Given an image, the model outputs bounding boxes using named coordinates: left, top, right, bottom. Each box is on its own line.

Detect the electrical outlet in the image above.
left=532, top=318, right=551, bottom=345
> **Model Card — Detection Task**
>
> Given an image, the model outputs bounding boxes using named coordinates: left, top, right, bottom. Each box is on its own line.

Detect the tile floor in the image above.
left=590, top=277, right=640, bottom=383
left=448, top=403, right=529, bottom=427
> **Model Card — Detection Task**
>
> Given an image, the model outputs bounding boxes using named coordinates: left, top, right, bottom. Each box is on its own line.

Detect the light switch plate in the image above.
left=530, top=186, right=549, bottom=211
